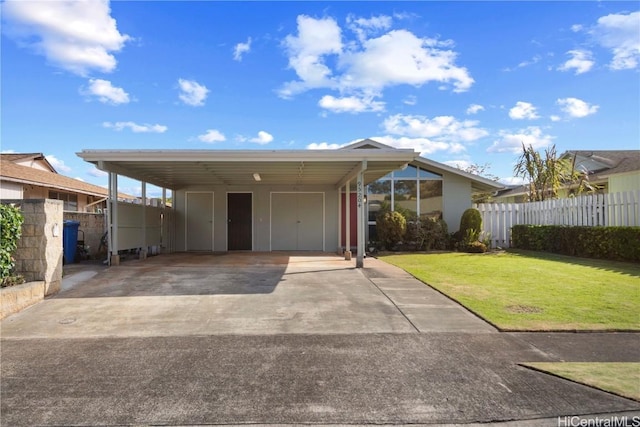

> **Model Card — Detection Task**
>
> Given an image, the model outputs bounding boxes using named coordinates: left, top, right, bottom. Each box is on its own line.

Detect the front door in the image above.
left=227, top=193, right=252, bottom=250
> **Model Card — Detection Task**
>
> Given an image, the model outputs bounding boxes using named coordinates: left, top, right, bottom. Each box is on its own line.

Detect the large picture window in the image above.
left=366, top=165, right=443, bottom=242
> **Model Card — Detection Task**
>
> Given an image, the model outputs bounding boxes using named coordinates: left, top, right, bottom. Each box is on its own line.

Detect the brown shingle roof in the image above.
left=0, top=153, right=57, bottom=172
left=0, top=159, right=135, bottom=200
left=565, top=150, right=640, bottom=177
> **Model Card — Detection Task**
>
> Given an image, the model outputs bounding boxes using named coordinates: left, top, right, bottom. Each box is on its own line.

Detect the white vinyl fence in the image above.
left=474, top=191, right=640, bottom=248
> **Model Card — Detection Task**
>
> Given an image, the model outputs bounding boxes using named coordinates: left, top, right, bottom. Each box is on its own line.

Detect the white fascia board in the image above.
left=77, top=149, right=417, bottom=163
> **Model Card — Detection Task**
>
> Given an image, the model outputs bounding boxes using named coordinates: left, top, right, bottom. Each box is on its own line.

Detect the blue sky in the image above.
left=2, top=1, right=639, bottom=196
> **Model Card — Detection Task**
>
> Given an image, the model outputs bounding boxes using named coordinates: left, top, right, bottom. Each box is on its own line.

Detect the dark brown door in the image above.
left=227, top=193, right=252, bottom=250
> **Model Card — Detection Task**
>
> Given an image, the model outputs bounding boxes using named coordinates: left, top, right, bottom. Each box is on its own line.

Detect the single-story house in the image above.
left=77, top=139, right=503, bottom=267
left=0, top=152, right=135, bottom=212
left=494, top=149, right=640, bottom=203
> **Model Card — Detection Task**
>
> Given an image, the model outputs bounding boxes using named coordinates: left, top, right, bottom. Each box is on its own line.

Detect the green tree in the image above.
left=514, top=144, right=572, bottom=202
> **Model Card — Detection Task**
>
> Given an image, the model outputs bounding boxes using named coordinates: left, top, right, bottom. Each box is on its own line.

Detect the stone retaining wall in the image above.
left=0, top=281, right=45, bottom=320
left=2, top=199, right=63, bottom=296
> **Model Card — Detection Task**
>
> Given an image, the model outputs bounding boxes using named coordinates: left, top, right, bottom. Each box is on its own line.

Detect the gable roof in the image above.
left=342, top=139, right=503, bottom=192
left=0, top=153, right=57, bottom=172
left=0, top=158, right=133, bottom=199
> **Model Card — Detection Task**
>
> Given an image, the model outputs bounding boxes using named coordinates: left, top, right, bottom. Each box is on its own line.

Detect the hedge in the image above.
left=511, top=225, right=640, bottom=262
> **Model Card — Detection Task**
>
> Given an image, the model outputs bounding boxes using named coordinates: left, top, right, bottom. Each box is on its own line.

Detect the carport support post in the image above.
left=356, top=167, right=365, bottom=268
left=108, top=172, right=120, bottom=266
left=140, top=181, right=147, bottom=260
left=344, top=180, right=351, bottom=261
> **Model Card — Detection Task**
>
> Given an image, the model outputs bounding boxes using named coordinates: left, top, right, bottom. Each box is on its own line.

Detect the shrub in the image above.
left=405, top=215, right=449, bottom=251
left=376, top=211, right=406, bottom=250
left=459, top=208, right=482, bottom=237
left=0, top=203, right=24, bottom=286
left=457, top=228, right=488, bottom=253
left=511, top=225, right=640, bottom=262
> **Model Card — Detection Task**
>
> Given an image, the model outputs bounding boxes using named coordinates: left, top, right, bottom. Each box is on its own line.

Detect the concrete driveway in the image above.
left=1, top=253, right=638, bottom=426
left=1, top=252, right=493, bottom=338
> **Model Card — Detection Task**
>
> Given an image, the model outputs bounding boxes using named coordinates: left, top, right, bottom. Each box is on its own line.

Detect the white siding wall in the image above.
left=0, top=181, right=23, bottom=199
left=441, top=172, right=472, bottom=233
left=175, top=184, right=339, bottom=252
left=609, top=171, right=640, bottom=194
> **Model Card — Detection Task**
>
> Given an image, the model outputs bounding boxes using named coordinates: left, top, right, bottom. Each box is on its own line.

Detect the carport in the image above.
left=77, top=141, right=417, bottom=267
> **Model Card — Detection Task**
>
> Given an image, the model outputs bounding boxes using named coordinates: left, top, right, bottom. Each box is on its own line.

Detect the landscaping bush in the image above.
left=405, top=215, right=449, bottom=251
left=459, top=208, right=482, bottom=237
left=512, top=225, right=640, bottom=262
left=455, top=208, right=488, bottom=253
left=376, top=211, right=406, bottom=250
left=0, top=203, right=24, bottom=287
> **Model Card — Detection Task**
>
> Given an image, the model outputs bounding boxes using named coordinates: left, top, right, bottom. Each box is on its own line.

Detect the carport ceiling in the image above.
left=77, top=149, right=418, bottom=190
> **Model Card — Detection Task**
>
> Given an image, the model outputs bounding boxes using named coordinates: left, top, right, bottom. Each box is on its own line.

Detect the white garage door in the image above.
left=271, top=192, right=324, bottom=251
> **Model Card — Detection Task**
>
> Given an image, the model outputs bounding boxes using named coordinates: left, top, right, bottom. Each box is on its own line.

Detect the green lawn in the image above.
left=380, top=250, right=640, bottom=331
left=522, top=363, right=640, bottom=401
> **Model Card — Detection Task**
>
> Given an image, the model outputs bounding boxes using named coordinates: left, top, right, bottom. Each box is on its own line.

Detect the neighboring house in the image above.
left=0, top=152, right=134, bottom=212
left=77, top=139, right=503, bottom=265
left=493, top=149, right=640, bottom=203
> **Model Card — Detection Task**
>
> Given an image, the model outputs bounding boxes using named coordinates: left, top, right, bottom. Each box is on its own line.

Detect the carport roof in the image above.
left=77, top=143, right=418, bottom=190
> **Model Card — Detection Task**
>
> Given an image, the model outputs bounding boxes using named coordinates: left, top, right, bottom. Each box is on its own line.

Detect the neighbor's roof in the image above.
left=0, top=153, right=57, bottom=172
left=0, top=158, right=134, bottom=200
left=564, top=150, right=640, bottom=178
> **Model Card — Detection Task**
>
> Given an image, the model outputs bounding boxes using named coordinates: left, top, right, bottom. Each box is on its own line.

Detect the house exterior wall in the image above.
left=609, top=171, right=640, bottom=193
left=22, top=184, right=98, bottom=212
left=174, top=184, right=339, bottom=252
left=0, top=181, right=23, bottom=199
left=441, top=172, right=472, bottom=232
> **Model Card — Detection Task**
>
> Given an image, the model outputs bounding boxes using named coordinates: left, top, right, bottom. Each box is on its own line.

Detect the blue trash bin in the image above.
left=63, top=220, right=80, bottom=264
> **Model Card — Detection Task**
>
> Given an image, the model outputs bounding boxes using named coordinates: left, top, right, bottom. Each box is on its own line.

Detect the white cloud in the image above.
left=233, top=37, right=252, bottom=61
left=197, top=129, right=226, bottom=143
left=2, top=0, right=130, bottom=76
left=280, top=15, right=343, bottom=98
left=558, top=49, right=594, bottom=74
left=307, top=142, right=343, bottom=149
left=279, top=15, right=474, bottom=100
left=339, top=29, right=473, bottom=93
left=466, top=104, right=485, bottom=115
left=403, top=95, right=417, bottom=106
left=318, top=94, right=385, bottom=113
left=45, top=154, right=71, bottom=172
left=103, top=121, right=167, bottom=133
left=346, top=14, right=392, bottom=42
left=509, top=101, right=540, bottom=120
left=591, top=11, right=640, bottom=70
left=82, top=79, right=130, bottom=105
left=571, top=24, right=583, bottom=33
left=499, top=176, right=527, bottom=186
left=488, top=126, right=554, bottom=153
left=366, top=136, right=452, bottom=156
left=383, top=113, right=488, bottom=142
left=503, top=55, right=541, bottom=72
left=178, top=78, right=209, bottom=106
left=556, top=97, right=599, bottom=118
left=550, top=115, right=562, bottom=122
left=443, top=159, right=473, bottom=170
left=250, top=131, right=274, bottom=145
left=88, top=167, right=108, bottom=178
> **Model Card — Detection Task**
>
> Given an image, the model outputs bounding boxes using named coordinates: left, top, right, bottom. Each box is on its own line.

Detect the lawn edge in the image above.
left=519, top=363, right=640, bottom=403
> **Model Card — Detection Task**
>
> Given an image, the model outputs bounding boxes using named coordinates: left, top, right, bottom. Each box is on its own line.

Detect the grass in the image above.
left=522, top=363, right=640, bottom=401
left=380, top=249, right=640, bottom=331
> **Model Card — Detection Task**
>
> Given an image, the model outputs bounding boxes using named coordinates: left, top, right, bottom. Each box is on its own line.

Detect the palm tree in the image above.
left=514, top=144, right=572, bottom=202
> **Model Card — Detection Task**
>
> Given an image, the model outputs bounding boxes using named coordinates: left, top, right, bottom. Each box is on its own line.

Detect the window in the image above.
left=366, top=164, right=444, bottom=242
left=49, top=191, right=78, bottom=211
